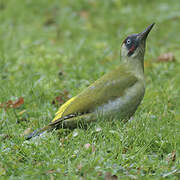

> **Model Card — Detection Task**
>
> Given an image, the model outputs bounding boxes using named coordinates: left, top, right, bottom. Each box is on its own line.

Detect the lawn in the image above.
left=0, top=0, right=180, bottom=179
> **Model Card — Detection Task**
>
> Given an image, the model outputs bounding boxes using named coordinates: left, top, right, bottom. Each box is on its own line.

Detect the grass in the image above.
left=0, top=0, right=180, bottom=179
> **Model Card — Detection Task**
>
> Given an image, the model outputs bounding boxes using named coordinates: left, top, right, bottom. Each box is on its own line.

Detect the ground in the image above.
left=0, top=0, right=180, bottom=179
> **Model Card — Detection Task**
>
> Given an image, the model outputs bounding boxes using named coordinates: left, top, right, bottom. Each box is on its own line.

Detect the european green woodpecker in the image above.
left=26, top=23, right=155, bottom=140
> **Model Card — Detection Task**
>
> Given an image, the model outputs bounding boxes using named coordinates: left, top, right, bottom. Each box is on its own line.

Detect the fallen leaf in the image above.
left=104, top=172, right=118, bottom=180
left=12, top=97, right=24, bottom=108
left=0, top=97, right=24, bottom=109
left=52, top=90, right=69, bottom=106
left=157, top=52, right=175, bottom=62
left=5, top=100, right=13, bottom=108
left=52, top=96, right=64, bottom=105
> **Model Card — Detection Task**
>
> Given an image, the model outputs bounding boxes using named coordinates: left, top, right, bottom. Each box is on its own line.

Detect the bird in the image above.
left=26, top=23, right=155, bottom=140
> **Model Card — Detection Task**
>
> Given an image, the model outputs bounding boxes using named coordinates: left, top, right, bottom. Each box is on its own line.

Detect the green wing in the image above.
left=52, top=65, right=138, bottom=122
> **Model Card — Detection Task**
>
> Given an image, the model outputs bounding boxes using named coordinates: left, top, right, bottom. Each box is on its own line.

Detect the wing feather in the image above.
left=52, top=65, right=138, bottom=122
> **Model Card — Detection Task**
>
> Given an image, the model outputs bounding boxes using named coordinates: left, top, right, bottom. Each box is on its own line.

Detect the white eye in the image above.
left=127, top=39, right=131, bottom=44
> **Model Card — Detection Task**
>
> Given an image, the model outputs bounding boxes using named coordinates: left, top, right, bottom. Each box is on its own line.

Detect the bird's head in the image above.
left=121, top=23, right=155, bottom=67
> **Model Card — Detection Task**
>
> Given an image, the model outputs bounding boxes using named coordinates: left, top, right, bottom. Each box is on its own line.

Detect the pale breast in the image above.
left=96, top=80, right=145, bottom=119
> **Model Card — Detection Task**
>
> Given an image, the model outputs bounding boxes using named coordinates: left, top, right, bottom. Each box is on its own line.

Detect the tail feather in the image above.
left=25, top=116, right=69, bottom=140
left=25, top=125, right=54, bottom=140
left=26, top=112, right=97, bottom=140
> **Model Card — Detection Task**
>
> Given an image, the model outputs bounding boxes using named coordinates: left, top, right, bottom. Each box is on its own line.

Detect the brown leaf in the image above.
left=157, top=52, right=175, bottom=62
left=52, top=90, right=69, bottom=106
left=52, top=96, right=64, bottom=105
left=6, top=100, right=13, bottom=108
left=104, top=172, right=118, bottom=180
left=0, top=97, right=24, bottom=109
left=12, top=97, right=24, bottom=108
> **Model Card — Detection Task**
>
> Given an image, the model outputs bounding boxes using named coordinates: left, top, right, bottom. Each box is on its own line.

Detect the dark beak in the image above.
left=138, top=23, right=155, bottom=41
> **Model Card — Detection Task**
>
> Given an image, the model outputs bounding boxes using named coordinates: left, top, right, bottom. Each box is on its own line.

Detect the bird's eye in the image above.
left=127, top=39, right=131, bottom=44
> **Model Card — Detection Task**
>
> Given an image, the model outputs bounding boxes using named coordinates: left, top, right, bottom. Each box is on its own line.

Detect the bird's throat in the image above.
left=122, top=56, right=144, bottom=79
